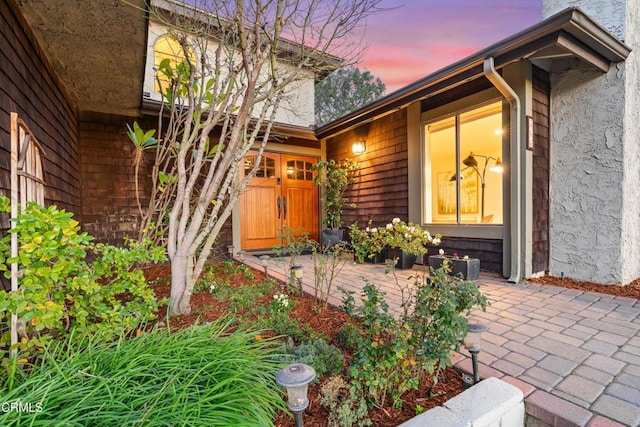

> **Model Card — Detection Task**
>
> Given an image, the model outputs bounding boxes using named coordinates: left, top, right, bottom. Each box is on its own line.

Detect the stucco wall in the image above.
left=544, top=0, right=640, bottom=284
left=144, top=22, right=315, bottom=128
left=621, top=4, right=640, bottom=284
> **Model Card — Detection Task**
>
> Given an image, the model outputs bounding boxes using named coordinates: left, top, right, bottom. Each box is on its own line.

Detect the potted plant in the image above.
left=382, top=218, right=441, bottom=269
left=428, top=250, right=481, bottom=280
left=349, top=221, right=386, bottom=264
left=312, top=159, right=356, bottom=248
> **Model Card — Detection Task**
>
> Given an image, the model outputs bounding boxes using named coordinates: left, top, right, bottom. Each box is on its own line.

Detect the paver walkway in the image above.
left=242, top=254, right=640, bottom=427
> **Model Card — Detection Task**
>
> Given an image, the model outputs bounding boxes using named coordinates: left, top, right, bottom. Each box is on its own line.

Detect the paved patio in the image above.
left=242, top=254, right=640, bottom=427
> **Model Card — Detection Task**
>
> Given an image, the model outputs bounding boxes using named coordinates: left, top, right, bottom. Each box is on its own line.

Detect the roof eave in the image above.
left=316, top=7, right=631, bottom=140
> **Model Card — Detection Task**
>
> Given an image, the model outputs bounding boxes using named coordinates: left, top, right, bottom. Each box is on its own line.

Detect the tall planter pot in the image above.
left=321, top=229, right=344, bottom=249
left=386, top=248, right=417, bottom=270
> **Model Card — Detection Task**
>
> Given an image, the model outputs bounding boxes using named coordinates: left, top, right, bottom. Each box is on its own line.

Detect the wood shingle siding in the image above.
left=532, top=66, right=550, bottom=274
left=0, top=0, right=80, bottom=213
left=327, top=109, right=409, bottom=226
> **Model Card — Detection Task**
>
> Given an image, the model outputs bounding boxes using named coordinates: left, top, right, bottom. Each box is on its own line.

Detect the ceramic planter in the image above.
left=364, top=250, right=386, bottom=264
left=386, top=248, right=417, bottom=269
left=428, top=255, right=480, bottom=280
left=321, top=229, right=344, bottom=248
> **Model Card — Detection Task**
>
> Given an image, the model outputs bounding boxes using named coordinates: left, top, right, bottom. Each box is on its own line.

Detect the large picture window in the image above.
left=424, top=101, right=503, bottom=225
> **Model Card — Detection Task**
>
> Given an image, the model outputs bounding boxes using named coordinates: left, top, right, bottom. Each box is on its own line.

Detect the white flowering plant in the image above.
left=349, top=221, right=386, bottom=263
left=270, top=292, right=291, bottom=313
left=382, top=218, right=441, bottom=256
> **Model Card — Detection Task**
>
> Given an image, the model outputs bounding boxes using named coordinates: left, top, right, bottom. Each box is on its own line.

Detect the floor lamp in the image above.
left=462, top=152, right=503, bottom=219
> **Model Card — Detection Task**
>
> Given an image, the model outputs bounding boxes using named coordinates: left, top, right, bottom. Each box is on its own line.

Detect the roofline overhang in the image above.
left=316, top=7, right=631, bottom=140
left=140, top=98, right=317, bottom=142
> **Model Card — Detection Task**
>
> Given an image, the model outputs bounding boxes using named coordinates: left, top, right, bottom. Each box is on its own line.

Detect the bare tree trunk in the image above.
left=169, top=253, right=187, bottom=315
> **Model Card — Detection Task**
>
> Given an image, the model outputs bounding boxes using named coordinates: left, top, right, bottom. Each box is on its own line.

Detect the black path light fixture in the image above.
left=259, top=254, right=270, bottom=276
left=291, top=264, right=304, bottom=295
left=462, top=152, right=503, bottom=219
left=276, top=363, right=316, bottom=427
left=463, top=320, right=489, bottom=386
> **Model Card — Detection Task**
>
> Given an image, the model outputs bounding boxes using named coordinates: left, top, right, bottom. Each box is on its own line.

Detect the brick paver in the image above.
left=244, top=255, right=640, bottom=427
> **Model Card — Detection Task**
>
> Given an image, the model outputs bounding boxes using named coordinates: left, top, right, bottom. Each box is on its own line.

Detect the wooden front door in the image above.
left=240, top=152, right=319, bottom=250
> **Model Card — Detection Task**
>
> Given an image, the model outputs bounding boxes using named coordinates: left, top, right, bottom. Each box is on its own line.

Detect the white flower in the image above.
left=386, top=223, right=393, bottom=229
left=209, top=284, right=216, bottom=293
left=463, top=255, right=469, bottom=260
left=439, top=248, right=445, bottom=255
left=365, top=227, right=370, bottom=232
left=392, top=217, right=401, bottom=223
left=433, top=238, right=441, bottom=246
left=371, top=227, right=377, bottom=233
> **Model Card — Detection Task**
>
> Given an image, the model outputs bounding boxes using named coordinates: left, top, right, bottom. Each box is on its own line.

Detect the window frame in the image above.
left=420, top=90, right=506, bottom=239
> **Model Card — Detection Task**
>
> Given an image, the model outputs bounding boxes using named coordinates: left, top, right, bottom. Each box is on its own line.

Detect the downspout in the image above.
left=483, top=57, right=522, bottom=283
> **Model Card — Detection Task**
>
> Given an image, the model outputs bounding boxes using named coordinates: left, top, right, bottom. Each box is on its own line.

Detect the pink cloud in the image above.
left=355, top=0, right=542, bottom=92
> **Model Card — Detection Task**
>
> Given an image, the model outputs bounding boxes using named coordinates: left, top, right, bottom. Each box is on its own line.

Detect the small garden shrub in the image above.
left=336, top=322, right=362, bottom=351
left=340, top=266, right=487, bottom=409
left=0, top=320, right=286, bottom=426
left=0, top=197, right=166, bottom=367
left=320, top=376, right=371, bottom=427
left=283, top=338, right=345, bottom=378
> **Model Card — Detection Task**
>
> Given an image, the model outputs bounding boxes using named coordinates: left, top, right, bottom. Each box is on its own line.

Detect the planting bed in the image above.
left=144, top=263, right=467, bottom=426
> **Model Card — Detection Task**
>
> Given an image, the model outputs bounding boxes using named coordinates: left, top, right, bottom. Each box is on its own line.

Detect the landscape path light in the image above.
left=276, top=363, right=316, bottom=427
left=291, top=264, right=304, bottom=295
left=463, top=320, right=489, bottom=386
left=259, top=254, right=271, bottom=276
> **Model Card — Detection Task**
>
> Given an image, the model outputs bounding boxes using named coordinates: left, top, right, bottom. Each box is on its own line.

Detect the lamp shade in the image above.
left=291, top=264, right=304, bottom=279
left=464, top=321, right=489, bottom=351
left=490, top=158, right=504, bottom=173
left=259, top=254, right=270, bottom=266
left=276, top=363, right=316, bottom=412
left=462, top=152, right=478, bottom=168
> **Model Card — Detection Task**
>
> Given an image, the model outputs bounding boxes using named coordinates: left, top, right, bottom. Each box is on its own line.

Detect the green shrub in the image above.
left=336, top=322, right=362, bottom=351
left=342, top=266, right=487, bottom=409
left=0, top=197, right=166, bottom=365
left=320, top=376, right=371, bottom=427
left=0, top=321, right=286, bottom=426
left=283, top=338, right=344, bottom=378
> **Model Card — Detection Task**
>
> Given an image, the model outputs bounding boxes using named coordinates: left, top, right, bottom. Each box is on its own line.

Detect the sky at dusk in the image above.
left=355, top=0, right=543, bottom=93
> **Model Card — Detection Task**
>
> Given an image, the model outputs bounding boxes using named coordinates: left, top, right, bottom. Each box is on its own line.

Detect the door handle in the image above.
left=277, top=196, right=281, bottom=219
left=283, top=196, right=287, bottom=220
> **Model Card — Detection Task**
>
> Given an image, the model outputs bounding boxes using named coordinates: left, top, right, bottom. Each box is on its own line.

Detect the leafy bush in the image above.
left=0, top=197, right=165, bottom=364
left=283, top=338, right=345, bottom=378
left=336, top=322, right=362, bottom=351
left=0, top=321, right=286, bottom=426
left=320, top=376, right=371, bottom=427
left=257, top=312, right=323, bottom=343
left=340, top=265, right=487, bottom=409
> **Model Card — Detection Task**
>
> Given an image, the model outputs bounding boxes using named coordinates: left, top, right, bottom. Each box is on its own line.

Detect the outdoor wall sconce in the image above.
left=291, top=264, right=304, bottom=294
left=259, top=255, right=271, bottom=276
left=276, top=363, right=316, bottom=427
left=463, top=320, right=489, bottom=386
left=352, top=140, right=366, bottom=155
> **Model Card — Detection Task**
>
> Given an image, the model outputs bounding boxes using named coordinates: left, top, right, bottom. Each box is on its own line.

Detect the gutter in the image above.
left=316, top=7, right=630, bottom=141
left=483, top=57, right=521, bottom=284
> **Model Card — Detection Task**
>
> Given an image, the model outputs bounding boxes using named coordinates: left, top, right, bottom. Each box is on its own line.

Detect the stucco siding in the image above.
left=542, top=0, right=625, bottom=40
left=545, top=0, right=639, bottom=284
left=621, top=3, right=640, bottom=283
left=144, top=21, right=315, bottom=128
left=549, top=68, right=625, bottom=283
